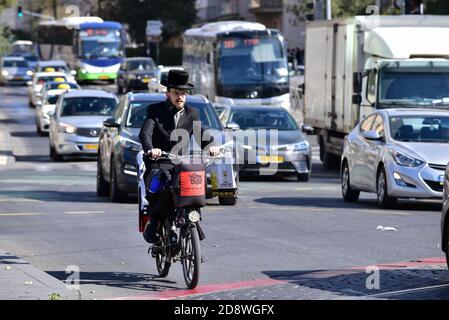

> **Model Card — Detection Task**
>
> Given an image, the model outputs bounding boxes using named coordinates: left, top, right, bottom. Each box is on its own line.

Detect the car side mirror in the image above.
left=353, top=72, right=362, bottom=94
left=301, top=124, right=315, bottom=135
left=103, top=117, right=120, bottom=128
left=225, top=122, right=240, bottom=130
left=363, top=130, right=383, bottom=141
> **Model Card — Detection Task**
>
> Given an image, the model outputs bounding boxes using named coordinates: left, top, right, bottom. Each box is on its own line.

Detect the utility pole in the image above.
left=326, top=0, right=331, bottom=20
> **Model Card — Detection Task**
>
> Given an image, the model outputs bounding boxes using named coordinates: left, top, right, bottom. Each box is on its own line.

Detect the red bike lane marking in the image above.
left=110, top=278, right=286, bottom=300
left=110, top=257, right=447, bottom=300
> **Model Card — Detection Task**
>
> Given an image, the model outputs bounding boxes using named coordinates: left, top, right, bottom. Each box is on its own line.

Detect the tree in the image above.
left=103, top=0, right=196, bottom=45
left=425, top=0, right=449, bottom=14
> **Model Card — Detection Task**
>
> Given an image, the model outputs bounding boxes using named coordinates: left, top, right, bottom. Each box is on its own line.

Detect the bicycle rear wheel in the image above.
left=155, top=219, right=171, bottom=277
left=181, top=226, right=201, bottom=289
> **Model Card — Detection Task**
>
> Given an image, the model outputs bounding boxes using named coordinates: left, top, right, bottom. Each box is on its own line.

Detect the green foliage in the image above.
left=103, top=0, right=196, bottom=45
left=48, top=293, right=63, bottom=300
left=331, top=0, right=376, bottom=17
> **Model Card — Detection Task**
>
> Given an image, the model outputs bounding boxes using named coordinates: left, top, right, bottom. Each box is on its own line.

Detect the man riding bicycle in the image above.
left=138, top=69, right=219, bottom=243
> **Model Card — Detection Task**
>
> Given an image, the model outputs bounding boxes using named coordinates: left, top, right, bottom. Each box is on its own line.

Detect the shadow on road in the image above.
left=263, top=266, right=449, bottom=299
left=47, top=270, right=179, bottom=293
left=254, top=196, right=442, bottom=212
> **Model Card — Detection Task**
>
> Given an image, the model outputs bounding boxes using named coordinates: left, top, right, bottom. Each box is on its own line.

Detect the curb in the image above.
left=0, top=250, right=81, bottom=300
left=0, top=130, right=15, bottom=166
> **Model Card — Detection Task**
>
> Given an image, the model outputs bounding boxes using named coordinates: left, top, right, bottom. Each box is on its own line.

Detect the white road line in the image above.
left=65, top=211, right=105, bottom=215
left=367, top=283, right=449, bottom=298
left=0, top=198, right=43, bottom=203
left=0, top=157, right=7, bottom=165
left=0, top=213, right=41, bottom=216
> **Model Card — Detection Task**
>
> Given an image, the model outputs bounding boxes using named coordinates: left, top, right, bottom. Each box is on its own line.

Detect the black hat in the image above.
left=161, top=69, right=194, bottom=90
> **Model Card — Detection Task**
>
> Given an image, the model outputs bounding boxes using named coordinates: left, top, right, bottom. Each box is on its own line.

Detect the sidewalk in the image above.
left=0, top=250, right=80, bottom=300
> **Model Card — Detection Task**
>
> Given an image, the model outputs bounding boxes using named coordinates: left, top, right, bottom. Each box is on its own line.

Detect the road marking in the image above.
left=366, top=283, right=449, bottom=298
left=0, top=198, right=42, bottom=203
left=0, top=157, right=7, bottom=165
left=110, top=278, right=286, bottom=300
left=0, top=212, right=41, bottom=216
left=65, top=211, right=105, bottom=215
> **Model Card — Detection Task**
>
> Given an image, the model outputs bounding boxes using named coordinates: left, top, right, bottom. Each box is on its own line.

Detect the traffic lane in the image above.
left=0, top=163, right=445, bottom=299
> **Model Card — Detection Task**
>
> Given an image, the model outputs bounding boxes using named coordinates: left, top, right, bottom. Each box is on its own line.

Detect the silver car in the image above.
left=49, top=90, right=118, bottom=161
left=341, top=109, right=449, bottom=207
left=0, top=56, right=33, bottom=85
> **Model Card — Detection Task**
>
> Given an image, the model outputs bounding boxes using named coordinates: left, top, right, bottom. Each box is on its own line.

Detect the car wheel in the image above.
left=218, top=196, right=237, bottom=206
left=297, top=173, right=310, bottom=182
left=110, top=160, right=127, bottom=203
left=96, top=153, right=110, bottom=197
left=320, top=139, right=338, bottom=170
left=341, top=161, right=360, bottom=202
left=377, top=167, right=397, bottom=208
left=50, top=143, right=63, bottom=162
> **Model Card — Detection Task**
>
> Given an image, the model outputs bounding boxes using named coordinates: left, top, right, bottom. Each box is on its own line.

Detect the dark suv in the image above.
left=97, top=93, right=229, bottom=203
left=116, top=57, right=156, bottom=94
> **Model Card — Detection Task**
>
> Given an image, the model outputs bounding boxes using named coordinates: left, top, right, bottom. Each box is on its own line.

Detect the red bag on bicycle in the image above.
left=173, top=161, right=206, bottom=208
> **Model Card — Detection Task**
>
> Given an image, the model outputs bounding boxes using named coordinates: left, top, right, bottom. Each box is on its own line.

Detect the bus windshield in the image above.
left=217, top=35, right=288, bottom=98
left=79, top=28, right=123, bottom=58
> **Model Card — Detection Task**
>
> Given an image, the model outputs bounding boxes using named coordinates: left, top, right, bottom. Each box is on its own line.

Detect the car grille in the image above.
left=76, top=127, right=101, bottom=137
left=424, top=179, right=443, bottom=192
left=429, top=163, right=446, bottom=171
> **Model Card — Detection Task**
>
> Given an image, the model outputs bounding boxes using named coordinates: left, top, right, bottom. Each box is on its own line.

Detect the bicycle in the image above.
left=142, top=151, right=217, bottom=289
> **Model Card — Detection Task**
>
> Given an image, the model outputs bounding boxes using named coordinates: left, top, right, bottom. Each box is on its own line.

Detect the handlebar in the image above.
left=144, top=150, right=225, bottom=161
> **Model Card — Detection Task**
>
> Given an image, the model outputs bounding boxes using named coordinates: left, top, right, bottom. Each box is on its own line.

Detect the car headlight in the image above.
left=2, top=70, right=8, bottom=76
left=392, top=150, right=424, bottom=167
left=59, top=123, right=76, bottom=134
left=287, top=141, right=310, bottom=152
left=26, top=70, right=34, bottom=76
left=120, top=137, right=142, bottom=152
left=81, top=69, right=87, bottom=74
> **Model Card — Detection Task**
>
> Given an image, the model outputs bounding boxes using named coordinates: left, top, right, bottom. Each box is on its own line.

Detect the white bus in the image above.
left=183, top=21, right=290, bottom=110
left=37, top=16, right=125, bottom=83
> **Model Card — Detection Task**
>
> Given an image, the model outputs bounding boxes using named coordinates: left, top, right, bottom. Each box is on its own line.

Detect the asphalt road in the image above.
left=0, top=85, right=448, bottom=300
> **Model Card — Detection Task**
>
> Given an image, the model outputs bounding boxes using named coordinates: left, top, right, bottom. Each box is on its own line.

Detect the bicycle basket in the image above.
left=172, top=161, right=206, bottom=208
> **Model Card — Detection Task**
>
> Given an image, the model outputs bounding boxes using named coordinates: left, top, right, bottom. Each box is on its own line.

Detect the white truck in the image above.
left=304, top=15, right=449, bottom=169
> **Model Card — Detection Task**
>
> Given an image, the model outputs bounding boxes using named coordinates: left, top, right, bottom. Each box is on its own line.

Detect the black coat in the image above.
left=138, top=100, right=211, bottom=156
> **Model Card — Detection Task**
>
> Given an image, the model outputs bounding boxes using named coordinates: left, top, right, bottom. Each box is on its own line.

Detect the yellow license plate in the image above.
left=99, top=75, right=109, bottom=80
left=142, top=78, right=150, bottom=83
left=258, top=155, right=284, bottom=164
left=14, top=77, right=23, bottom=80
left=84, top=144, right=98, bottom=150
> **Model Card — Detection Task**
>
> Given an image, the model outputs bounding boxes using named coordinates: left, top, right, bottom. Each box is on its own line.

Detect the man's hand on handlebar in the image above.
left=148, top=148, right=162, bottom=159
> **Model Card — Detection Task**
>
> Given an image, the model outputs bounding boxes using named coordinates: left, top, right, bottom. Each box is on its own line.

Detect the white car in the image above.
left=34, top=60, right=77, bottom=84
left=35, top=83, right=80, bottom=135
left=341, top=108, right=449, bottom=208
left=49, top=90, right=118, bottom=161
left=28, top=72, right=67, bottom=108
left=147, top=66, right=184, bottom=93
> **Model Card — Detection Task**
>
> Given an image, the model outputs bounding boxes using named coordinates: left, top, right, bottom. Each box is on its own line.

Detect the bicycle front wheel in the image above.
left=181, top=225, right=201, bottom=289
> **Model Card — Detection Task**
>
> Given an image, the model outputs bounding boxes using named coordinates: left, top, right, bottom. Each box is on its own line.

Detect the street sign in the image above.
left=146, top=20, right=163, bottom=36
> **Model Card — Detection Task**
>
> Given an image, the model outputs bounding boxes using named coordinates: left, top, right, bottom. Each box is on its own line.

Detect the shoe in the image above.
left=143, top=219, right=157, bottom=244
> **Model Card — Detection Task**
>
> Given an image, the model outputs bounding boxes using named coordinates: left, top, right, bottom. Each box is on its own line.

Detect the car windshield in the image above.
left=125, top=100, right=222, bottom=130
left=47, top=82, right=78, bottom=90
left=39, top=65, right=68, bottom=73
left=379, top=70, right=449, bottom=106
left=128, top=60, right=155, bottom=71
left=37, top=76, right=67, bottom=84
left=3, top=60, right=28, bottom=68
left=390, top=115, right=449, bottom=143
left=24, top=56, right=38, bottom=62
left=229, top=109, right=298, bottom=130
left=60, top=97, right=117, bottom=116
